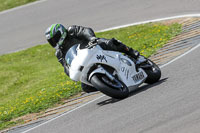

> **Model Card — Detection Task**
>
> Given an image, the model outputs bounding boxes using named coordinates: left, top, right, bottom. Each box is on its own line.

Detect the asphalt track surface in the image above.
left=25, top=45, right=200, bottom=133
left=1, top=0, right=200, bottom=133
left=1, top=0, right=200, bottom=55
left=22, top=44, right=200, bottom=133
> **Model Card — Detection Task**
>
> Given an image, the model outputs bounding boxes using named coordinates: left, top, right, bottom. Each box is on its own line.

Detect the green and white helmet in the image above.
left=45, top=24, right=67, bottom=48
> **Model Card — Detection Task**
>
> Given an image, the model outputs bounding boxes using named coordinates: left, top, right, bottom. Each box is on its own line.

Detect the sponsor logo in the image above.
left=96, top=55, right=107, bottom=62
left=132, top=71, right=144, bottom=82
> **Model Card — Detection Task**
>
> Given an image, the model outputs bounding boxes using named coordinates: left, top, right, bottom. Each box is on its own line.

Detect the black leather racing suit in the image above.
left=55, top=25, right=139, bottom=93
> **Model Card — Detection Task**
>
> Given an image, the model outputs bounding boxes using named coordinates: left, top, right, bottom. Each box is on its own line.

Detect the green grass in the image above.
left=0, top=0, right=36, bottom=12
left=0, top=22, right=182, bottom=130
left=97, top=23, right=181, bottom=57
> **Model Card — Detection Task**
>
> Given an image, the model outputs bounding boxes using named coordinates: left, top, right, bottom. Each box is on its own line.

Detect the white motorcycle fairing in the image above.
left=65, top=44, right=147, bottom=92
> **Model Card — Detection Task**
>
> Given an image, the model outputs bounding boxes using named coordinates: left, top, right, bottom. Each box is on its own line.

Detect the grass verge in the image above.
left=0, top=0, right=37, bottom=12
left=0, top=22, right=182, bottom=130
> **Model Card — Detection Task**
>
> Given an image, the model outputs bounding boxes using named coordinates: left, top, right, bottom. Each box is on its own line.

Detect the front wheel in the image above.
left=142, top=59, right=161, bottom=84
left=91, top=74, right=129, bottom=99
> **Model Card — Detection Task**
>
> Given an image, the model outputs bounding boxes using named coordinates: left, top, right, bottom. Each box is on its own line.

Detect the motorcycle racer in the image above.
left=45, top=24, right=141, bottom=93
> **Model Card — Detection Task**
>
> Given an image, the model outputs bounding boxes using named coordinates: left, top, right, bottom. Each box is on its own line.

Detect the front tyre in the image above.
left=81, top=83, right=98, bottom=93
left=143, top=59, right=161, bottom=84
left=91, top=74, right=129, bottom=99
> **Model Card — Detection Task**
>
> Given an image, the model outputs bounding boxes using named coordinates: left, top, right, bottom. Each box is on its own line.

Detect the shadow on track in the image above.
left=129, top=77, right=168, bottom=97
left=97, top=78, right=168, bottom=106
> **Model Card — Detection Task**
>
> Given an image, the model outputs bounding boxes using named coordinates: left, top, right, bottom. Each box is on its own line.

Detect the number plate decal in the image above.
left=132, top=71, right=144, bottom=82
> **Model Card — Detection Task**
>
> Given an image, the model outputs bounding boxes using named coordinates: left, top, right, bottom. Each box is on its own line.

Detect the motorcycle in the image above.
left=65, top=41, right=161, bottom=99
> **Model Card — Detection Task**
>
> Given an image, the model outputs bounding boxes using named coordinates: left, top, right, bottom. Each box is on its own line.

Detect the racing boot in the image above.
left=126, top=47, right=140, bottom=59
left=127, top=48, right=147, bottom=64
left=111, top=38, right=139, bottom=59
left=111, top=38, right=146, bottom=64
left=126, top=48, right=147, bottom=65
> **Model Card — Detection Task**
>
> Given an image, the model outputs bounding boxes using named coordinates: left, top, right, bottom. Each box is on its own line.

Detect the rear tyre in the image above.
left=143, top=59, right=161, bottom=84
left=91, top=74, right=129, bottom=99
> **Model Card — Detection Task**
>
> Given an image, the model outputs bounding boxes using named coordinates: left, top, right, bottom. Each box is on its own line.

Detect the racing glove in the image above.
left=87, top=37, right=98, bottom=48
left=55, top=49, right=65, bottom=66
left=55, top=49, right=70, bottom=76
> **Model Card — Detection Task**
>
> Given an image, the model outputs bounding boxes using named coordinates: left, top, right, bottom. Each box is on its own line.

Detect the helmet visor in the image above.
left=47, top=31, right=61, bottom=48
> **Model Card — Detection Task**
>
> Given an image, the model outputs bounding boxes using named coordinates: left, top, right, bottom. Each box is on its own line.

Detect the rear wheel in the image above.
left=143, top=59, right=161, bottom=84
left=91, top=74, right=129, bottom=99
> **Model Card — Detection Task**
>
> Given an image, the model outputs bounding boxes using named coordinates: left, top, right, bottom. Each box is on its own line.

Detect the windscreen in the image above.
left=65, top=44, right=78, bottom=67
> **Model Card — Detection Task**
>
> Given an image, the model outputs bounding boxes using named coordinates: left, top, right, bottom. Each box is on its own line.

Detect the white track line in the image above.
left=160, top=43, right=200, bottom=68
left=22, top=95, right=105, bottom=133
left=22, top=14, right=200, bottom=133
left=98, top=14, right=200, bottom=32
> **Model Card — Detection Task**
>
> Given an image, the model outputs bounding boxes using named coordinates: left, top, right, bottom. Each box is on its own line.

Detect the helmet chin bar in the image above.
left=57, top=32, right=67, bottom=46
